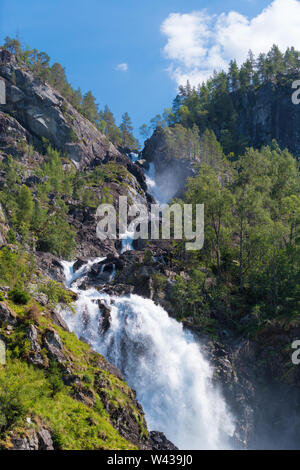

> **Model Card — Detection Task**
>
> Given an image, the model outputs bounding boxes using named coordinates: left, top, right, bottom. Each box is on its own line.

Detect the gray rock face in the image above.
left=50, top=309, right=70, bottom=332
left=0, top=78, right=5, bottom=105
left=0, top=203, right=9, bottom=246
left=37, top=428, right=54, bottom=450
left=233, top=82, right=300, bottom=156
left=10, top=431, right=39, bottom=450
left=0, top=54, right=120, bottom=168
left=43, top=329, right=66, bottom=364
left=0, top=111, right=30, bottom=159
left=0, top=301, right=17, bottom=326
left=142, top=128, right=195, bottom=200
left=150, top=431, right=178, bottom=450
left=97, top=300, right=111, bottom=335
left=9, top=428, right=54, bottom=450
left=0, top=336, right=5, bottom=365
left=27, top=325, right=44, bottom=367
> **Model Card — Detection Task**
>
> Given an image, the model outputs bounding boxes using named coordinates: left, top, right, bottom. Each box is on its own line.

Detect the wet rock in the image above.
left=98, top=300, right=111, bottom=335
left=73, top=258, right=87, bottom=272
left=150, top=431, right=178, bottom=450
left=135, top=159, right=149, bottom=171
left=80, top=306, right=90, bottom=330
left=50, top=309, right=70, bottom=332
left=142, top=127, right=195, bottom=199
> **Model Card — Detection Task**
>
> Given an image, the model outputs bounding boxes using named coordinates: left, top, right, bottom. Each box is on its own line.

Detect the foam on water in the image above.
left=61, top=259, right=235, bottom=450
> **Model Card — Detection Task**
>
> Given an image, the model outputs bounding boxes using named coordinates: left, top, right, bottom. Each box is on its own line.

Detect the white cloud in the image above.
left=161, top=0, right=300, bottom=86
left=116, top=63, right=128, bottom=72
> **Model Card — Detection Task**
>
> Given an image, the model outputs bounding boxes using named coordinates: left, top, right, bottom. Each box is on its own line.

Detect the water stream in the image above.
left=59, top=152, right=235, bottom=449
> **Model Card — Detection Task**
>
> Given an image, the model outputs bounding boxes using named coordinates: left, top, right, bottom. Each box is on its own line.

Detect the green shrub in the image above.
left=0, top=293, right=4, bottom=301
left=152, top=273, right=168, bottom=291
left=143, top=250, right=152, bottom=264
left=8, top=288, right=30, bottom=305
left=0, top=247, right=35, bottom=289
left=39, top=280, right=74, bottom=310
left=6, top=229, right=16, bottom=244
left=0, top=359, right=48, bottom=434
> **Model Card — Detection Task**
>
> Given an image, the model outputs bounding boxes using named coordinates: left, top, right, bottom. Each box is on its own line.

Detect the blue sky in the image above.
left=0, top=0, right=298, bottom=138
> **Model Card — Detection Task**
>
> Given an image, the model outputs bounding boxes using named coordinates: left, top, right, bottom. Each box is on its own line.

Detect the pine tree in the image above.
left=99, top=105, right=122, bottom=146
left=229, top=60, right=240, bottom=92
left=119, top=112, right=134, bottom=148
left=82, top=91, right=99, bottom=124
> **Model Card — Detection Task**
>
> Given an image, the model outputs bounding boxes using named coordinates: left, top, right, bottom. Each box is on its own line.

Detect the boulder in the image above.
left=98, top=300, right=111, bottom=335
left=9, top=428, right=54, bottom=450
left=27, top=324, right=44, bottom=367
left=37, top=428, right=54, bottom=450
left=0, top=301, right=17, bottom=326
left=43, top=329, right=66, bottom=364
left=149, top=431, right=178, bottom=450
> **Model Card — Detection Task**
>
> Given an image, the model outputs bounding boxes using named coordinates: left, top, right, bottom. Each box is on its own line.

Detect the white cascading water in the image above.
left=60, top=260, right=235, bottom=450
left=60, top=152, right=235, bottom=449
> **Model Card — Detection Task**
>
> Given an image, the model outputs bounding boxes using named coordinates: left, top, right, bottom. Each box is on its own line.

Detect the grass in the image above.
left=0, top=295, right=144, bottom=450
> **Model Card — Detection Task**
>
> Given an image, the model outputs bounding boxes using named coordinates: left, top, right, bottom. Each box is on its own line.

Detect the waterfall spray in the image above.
left=61, top=260, right=235, bottom=450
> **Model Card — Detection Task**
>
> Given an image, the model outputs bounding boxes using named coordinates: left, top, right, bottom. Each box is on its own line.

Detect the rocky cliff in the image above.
left=0, top=49, right=176, bottom=451
left=232, top=81, right=300, bottom=156
left=0, top=49, right=120, bottom=168
left=142, top=127, right=196, bottom=200
left=1, top=47, right=300, bottom=451
left=143, top=80, right=300, bottom=197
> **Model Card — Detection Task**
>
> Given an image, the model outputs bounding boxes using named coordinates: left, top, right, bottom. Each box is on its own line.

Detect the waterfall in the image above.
left=61, top=259, right=235, bottom=450
left=145, top=162, right=167, bottom=204
left=120, top=229, right=135, bottom=253
left=59, top=153, right=235, bottom=449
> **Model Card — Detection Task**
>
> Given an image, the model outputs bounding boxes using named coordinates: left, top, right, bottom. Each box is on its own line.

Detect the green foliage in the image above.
left=0, top=247, right=34, bottom=290
left=157, top=45, right=300, bottom=155
left=170, top=142, right=300, bottom=333
left=119, top=112, right=140, bottom=151
left=143, top=250, right=152, bottom=264
left=6, top=229, right=16, bottom=244
left=8, top=288, right=30, bottom=305
left=16, top=185, right=34, bottom=225
left=39, top=280, right=74, bottom=310
left=0, top=356, right=136, bottom=450
left=0, top=360, right=47, bottom=434
left=47, top=361, right=64, bottom=396
left=36, top=214, right=76, bottom=258
left=152, top=273, right=168, bottom=291
left=99, top=105, right=122, bottom=146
